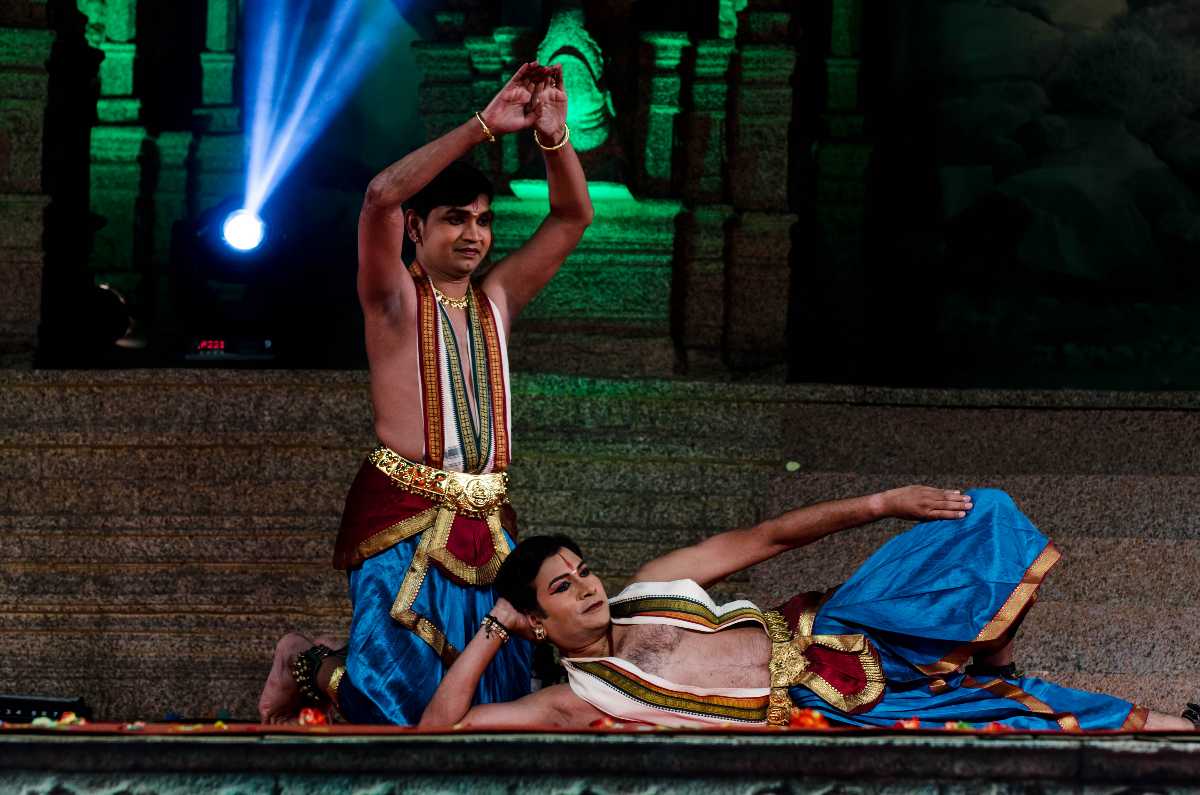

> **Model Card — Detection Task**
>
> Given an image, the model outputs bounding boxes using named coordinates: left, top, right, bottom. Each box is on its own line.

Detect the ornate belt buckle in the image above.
left=442, top=473, right=502, bottom=514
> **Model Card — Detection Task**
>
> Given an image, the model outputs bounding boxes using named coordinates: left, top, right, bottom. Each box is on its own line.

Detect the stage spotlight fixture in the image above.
left=221, top=209, right=266, bottom=252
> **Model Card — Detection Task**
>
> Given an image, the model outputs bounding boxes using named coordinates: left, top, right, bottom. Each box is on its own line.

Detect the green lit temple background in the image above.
left=3, top=0, right=1199, bottom=387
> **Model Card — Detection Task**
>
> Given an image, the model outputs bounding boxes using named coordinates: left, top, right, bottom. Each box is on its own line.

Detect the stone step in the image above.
left=779, top=403, right=1200, bottom=476
left=0, top=372, right=790, bottom=446
left=0, top=561, right=349, bottom=611
left=6, top=370, right=1200, bottom=723
left=0, top=444, right=775, bottom=489
left=764, top=473, right=1200, bottom=539
left=1, top=601, right=1191, bottom=720
left=10, top=373, right=1200, bottom=473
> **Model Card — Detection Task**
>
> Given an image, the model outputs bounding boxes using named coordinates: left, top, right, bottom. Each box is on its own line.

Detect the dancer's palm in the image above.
left=480, top=64, right=536, bottom=135
left=530, top=65, right=568, bottom=142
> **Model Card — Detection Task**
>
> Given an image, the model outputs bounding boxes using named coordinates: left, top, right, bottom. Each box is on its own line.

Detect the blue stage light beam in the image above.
left=241, top=0, right=400, bottom=220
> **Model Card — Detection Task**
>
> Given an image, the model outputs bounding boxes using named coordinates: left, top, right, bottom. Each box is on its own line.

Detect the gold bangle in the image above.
left=474, top=111, right=496, bottom=143
left=326, top=664, right=346, bottom=707
left=534, top=122, right=570, bottom=152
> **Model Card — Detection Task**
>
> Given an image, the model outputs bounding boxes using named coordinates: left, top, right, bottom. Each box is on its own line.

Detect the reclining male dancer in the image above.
left=257, top=61, right=592, bottom=723
left=417, top=487, right=1197, bottom=731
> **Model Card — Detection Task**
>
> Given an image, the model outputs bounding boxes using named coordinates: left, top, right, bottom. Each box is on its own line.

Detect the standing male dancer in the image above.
left=258, top=61, right=592, bottom=723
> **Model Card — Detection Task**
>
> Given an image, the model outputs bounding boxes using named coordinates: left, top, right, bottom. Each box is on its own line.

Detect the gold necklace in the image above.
left=432, top=285, right=470, bottom=310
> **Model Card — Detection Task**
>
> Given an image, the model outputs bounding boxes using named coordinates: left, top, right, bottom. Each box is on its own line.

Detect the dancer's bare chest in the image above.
left=614, top=623, right=772, bottom=690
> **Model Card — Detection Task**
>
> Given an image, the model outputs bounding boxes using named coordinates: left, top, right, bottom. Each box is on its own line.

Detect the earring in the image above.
left=534, top=625, right=547, bottom=642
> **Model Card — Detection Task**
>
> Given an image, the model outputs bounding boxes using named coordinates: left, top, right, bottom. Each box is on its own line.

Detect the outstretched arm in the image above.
left=632, top=486, right=974, bottom=589
left=483, top=64, right=594, bottom=328
left=357, top=64, right=539, bottom=311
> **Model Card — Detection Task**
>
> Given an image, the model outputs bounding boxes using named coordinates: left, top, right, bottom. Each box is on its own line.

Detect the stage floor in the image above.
left=3, top=724, right=1200, bottom=792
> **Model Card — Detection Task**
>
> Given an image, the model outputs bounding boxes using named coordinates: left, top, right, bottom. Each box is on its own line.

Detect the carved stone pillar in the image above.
left=677, top=204, right=733, bottom=374
left=638, top=31, right=688, bottom=197
left=464, top=32, right=504, bottom=175
left=191, top=0, right=243, bottom=216
left=682, top=40, right=734, bottom=204
left=79, top=0, right=145, bottom=291
left=0, top=24, right=53, bottom=364
left=493, top=27, right=534, bottom=176
left=729, top=47, right=794, bottom=211
left=724, top=0, right=796, bottom=372
left=677, top=39, right=734, bottom=374
left=88, top=125, right=143, bottom=287
left=412, top=13, right=473, bottom=143
left=726, top=210, right=796, bottom=371
left=804, top=0, right=870, bottom=377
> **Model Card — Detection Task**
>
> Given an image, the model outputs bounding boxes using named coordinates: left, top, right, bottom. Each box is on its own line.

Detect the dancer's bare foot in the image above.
left=258, top=632, right=312, bottom=724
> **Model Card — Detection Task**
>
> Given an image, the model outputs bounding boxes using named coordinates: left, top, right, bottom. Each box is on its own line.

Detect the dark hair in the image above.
left=406, top=159, right=494, bottom=220
left=495, top=534, right=584, bottom=617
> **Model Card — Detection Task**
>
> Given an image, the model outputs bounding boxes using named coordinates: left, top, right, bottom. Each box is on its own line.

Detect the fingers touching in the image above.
left=931, top=489, right=972, bottom=520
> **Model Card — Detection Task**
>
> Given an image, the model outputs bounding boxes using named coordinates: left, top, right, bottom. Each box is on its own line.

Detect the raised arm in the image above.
left=357, top=64, right=539, bottom=311
left=482, top=64, right=594, bottom=327
left=632, top=486, right=974, bottom=589
left=418, top=598, right=599, bottom=730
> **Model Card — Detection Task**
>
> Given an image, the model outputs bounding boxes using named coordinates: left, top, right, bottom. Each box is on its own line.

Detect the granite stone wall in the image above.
left=3, top=370, right=1199, bottom=721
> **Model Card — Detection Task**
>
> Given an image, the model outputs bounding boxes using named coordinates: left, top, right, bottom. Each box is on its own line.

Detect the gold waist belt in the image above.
left=369, top=445, right=509, bottom=518
left=763, top=608, right=886, bottom=726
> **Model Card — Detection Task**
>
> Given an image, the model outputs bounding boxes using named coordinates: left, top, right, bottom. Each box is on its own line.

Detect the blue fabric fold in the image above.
left=793, top=489, right=1136, bottom=730
left=338, top=529, right=532, bottom=725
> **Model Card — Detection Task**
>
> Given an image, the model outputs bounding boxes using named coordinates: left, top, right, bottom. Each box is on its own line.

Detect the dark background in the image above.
left=29, top=0, right=1200, bottom=388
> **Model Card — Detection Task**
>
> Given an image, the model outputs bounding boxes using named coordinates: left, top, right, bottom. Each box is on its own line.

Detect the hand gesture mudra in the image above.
left=883, top=486, right=974, bottom=521
left=478, top=62, right=568, bottom=142
left=479, top=63, right=537, bottom=136
left=528, top=64, right=568, bottom=145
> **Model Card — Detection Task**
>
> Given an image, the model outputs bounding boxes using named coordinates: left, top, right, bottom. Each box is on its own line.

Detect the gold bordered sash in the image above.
left=564, top=658, right=771, bottom=725
left=609, top=595, right=766, bottom=631
left=408, top=262, right=510, bottom=474
left=410, top=261, right=445, bottom=469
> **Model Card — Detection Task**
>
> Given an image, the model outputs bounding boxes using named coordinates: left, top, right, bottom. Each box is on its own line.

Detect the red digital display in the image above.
left=197, top=339, right=226, bottom=351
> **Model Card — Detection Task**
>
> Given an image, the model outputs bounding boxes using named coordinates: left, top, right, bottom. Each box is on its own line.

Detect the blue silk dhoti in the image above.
left=331, top=455, right=532, bottom=725
left=336, top=531, right=532, bottom=725
left=789, top=489, right=1146, bottom=731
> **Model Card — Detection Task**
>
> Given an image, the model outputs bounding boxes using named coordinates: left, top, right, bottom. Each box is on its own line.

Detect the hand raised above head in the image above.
left=882, top=486, right=973, bottom=522
left=528, top=63, right=568, bottom=144
left=479, top=62, right=539, bottom=136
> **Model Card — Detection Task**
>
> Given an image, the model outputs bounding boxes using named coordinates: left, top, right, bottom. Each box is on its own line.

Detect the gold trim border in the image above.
left=916, top=542, right=1061, bottom=679
left=763, top=609, right=887, bottom=724
left=386, top=506, right=513, bottom=666
left=1122, top=704, right=1150, bottom=731
left=961, top=674, right=1081, bottom=732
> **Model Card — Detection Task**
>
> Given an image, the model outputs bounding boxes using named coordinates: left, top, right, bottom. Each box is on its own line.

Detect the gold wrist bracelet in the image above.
left=326, top=664, right=346, bottom=707
left=534, top=122, right=570, bottom=152
left=475, top=111, right=496, bottom=143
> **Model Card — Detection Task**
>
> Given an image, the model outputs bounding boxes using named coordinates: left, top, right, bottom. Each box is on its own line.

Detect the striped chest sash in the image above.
left=563, top=580, right=772, bottom=727
left=563, top=580, right=887, bottom=727
left=410, top=261, right=509, bottom=473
